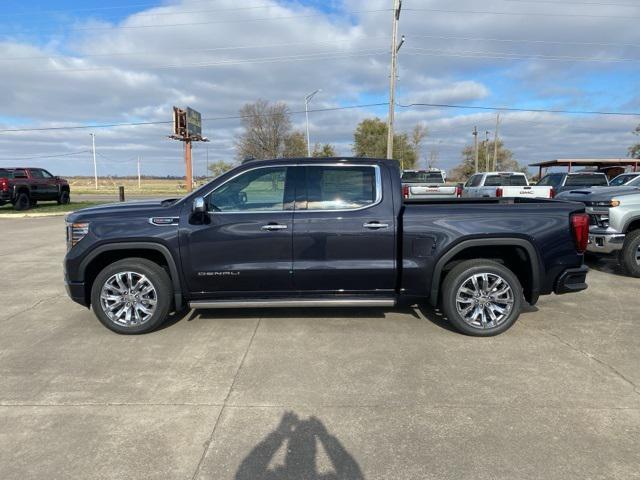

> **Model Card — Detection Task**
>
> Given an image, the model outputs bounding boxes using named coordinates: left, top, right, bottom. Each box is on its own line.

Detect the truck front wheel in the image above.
left=90, top=258, right=173, bottom=334
left=619, top=230, right=640, bottom=278
left=441, top=259, right=523, bottom=337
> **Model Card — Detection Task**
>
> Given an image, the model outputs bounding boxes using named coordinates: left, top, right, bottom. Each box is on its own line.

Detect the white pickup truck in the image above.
left=462, top=172, right=554, bottom=199
left=401, top=169, right=460, bottom=199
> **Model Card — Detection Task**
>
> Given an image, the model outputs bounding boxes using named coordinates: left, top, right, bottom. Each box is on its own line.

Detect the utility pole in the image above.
left=473, top=126, right=479, bottom=174
left=485, top=131, right=491, bottom=172
left=304, top=89, right=321, bottom=157
left=493, top=112, right=501, bottom=171
left=185, top=140, right=193, bottom=191
left=386, top=0, right=403, bottom=160
left=206, top=147, right=209, bottom=179
left=90, top=133, right=98, bottom=190
left=137, top=156, right=141, bottom=189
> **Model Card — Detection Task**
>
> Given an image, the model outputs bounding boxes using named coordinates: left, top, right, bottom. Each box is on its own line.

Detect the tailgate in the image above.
left=409, top=184, right=457, bottom=196
left=502, top=186, right=553, bottom=198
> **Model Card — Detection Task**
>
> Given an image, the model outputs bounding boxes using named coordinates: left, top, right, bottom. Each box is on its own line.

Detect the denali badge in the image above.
left=197, top=271, right=241, bottom=276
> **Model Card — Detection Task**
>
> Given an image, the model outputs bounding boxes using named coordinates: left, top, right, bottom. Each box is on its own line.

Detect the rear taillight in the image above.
left=496, top=187, right=503, bottom=198
left=402, top=185, right=410, bottom=199
left=0, top=177, right=8, bottom=191
left=455, top=185, right=463, bottom=198
left=550, top=188, right=556, bottom=198
left=571, top=213, right=589, bottom=253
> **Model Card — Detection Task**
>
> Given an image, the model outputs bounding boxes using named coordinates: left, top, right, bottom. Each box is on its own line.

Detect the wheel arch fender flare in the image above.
left=429, top=237, right=542, bottom=306
left=79, top=242, right=183, bottom=309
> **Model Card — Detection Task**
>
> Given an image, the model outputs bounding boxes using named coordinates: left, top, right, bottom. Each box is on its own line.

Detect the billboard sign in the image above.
left=186, top=107, right=202, bottom=137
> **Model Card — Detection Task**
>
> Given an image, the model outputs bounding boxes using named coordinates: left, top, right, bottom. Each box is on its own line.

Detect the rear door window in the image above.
left=303, top=165, right=378, bottom=210
left=401, top=171, right=444, bottom=184
left=483, top=174, right=527, bottom=187
left=13, top=169, right=27, bottom=179
left=565, top=174, right=608, bottom=187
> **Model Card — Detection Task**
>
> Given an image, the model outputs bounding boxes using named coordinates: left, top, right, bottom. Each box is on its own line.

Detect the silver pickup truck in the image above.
left=557, top=176, right=640, bottom=277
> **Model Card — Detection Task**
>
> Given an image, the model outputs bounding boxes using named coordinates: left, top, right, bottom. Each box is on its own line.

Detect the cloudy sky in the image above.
left=0, top=0, right=639, bottom=177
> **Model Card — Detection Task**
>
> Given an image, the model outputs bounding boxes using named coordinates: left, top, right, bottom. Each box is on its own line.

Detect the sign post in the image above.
left=169, top=106, right=208, bottom=192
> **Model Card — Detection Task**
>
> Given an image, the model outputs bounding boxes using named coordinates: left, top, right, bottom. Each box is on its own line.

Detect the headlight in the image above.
left=610, top=200, right=620, bottom=207
left=67, top=222, right=89, bottom=249
left=592, top=200, right=620, bottom=207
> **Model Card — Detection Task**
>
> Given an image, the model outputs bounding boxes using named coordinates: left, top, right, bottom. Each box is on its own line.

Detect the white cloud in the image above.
left=0, top=0, right=638, bottom=176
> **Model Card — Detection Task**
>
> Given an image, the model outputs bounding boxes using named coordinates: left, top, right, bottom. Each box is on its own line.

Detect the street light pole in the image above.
left=90, top=133, right=98, bottom=190
left=304, top=89, right=321, bottom=157
left=386, top=0, right=403, bottom=160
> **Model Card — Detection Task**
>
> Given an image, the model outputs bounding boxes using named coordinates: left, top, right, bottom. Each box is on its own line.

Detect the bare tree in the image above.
left=235, top=99, right=292, bottom=160
left=411, top=123, right=428, bottom=168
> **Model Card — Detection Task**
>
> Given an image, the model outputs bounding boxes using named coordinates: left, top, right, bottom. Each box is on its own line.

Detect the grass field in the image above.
left=0, top=201, right=105, bottom=215
left=68, top=177, right=206, bottom=196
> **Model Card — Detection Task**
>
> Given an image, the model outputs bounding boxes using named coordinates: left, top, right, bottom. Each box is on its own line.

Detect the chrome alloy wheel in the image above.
left=455, top=273, right=515, bottom=329
left=100, top=271, right=157, bottom=327
left=636, top=245, right=640, bottom=265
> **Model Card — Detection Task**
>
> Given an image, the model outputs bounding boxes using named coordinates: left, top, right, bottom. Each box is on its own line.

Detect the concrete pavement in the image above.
left=0, top=216, right=639, bottom=479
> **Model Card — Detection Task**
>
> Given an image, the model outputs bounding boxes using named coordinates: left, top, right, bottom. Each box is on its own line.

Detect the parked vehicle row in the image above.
left=0, top=167, right=70, bottom=210
left=461, top=172, right=554, bottom=199
left=557, top=174, right=640, bottom=277
left=64, top=157, right=589, bottom=337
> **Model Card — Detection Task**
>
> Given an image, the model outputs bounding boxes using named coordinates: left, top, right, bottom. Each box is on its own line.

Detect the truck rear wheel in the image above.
left=619, top=230, right=640, bottom=278
left=13, top=192, right=30, bottom=211
left=58, top=190, right=70, bottom=205
left=90, top=258, right=173, bottom=334
left=441, top=259, right=523, bottom=337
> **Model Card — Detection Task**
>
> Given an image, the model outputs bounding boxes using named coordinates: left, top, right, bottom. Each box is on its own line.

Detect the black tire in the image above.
left=58, top=190, right=70, bottom=205
left=90, top=257, right=173, bottom=334
left=13, top=192, right=30, bottom=211
left=619, top=230, right=640, bottom=278
left=441, top=259, right=523, bottom=337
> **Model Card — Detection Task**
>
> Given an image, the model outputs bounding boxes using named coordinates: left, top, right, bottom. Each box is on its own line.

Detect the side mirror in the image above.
left=192, top=196, right=206, bottom=214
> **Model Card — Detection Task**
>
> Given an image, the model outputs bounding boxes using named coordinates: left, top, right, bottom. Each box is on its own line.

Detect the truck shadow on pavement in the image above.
left=235, top=411, right=365, bottom=480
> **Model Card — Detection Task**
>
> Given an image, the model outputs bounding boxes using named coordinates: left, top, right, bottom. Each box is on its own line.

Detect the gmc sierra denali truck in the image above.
left=64, top=158, right=589, bottom=336
left=557, top=176, right=640, bottom=277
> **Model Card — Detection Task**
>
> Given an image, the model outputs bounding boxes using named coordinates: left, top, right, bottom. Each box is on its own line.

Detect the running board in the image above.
left=189, top=298, right=396, bottom=309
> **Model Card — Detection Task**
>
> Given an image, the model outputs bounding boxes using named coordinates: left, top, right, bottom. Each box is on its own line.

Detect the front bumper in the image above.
left=554, top=266, right=589, bottom=295
left=587, top=228, right=625, bottom=254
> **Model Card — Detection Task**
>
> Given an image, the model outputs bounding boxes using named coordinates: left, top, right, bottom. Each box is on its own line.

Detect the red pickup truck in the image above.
left=0, top=167, right=70, bottom=210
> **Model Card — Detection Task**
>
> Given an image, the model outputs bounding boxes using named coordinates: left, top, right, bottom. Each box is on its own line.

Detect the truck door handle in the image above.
left=261, top=224, right=288, bottom=231
left=363, top=222, right=389, bottom=229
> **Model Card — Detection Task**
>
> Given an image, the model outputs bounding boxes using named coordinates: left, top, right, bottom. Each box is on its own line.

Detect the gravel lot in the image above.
left=1, top=216, right=639, bottom=480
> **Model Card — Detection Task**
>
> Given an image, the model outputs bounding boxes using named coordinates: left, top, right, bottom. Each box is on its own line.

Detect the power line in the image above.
left=32, top=49, right=388, bottom=73
left=0, top=102, right=390, bottom=133
left=503, top=0, right=640, bottom=7
left=398, top=102, right=640, bottom=117
left=404, top=47, right=640, bottom=63
left=0, top=37, right=388, bottom=62
left=403, top=7, right=640, bottom=20
left=2, top=101, right=639, bottom=135
left=405, top=34, right=640, bottom=50
left=0, top=0, right=230, bottom=18
left=0, top=9, right=390, bottom=35
left=0, top=150, right=90, bottom=160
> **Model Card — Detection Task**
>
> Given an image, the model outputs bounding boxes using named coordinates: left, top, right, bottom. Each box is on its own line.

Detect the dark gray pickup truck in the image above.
left=64, top=157, right=589, bottom=336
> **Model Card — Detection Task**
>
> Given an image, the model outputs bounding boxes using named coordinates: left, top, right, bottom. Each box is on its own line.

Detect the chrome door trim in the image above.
left=189, top=298, right=396, bottom=309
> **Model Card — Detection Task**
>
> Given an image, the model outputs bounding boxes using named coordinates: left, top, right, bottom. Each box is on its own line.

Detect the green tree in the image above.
left=282, top=131, right=308, bottom=158
left=449, top=139, right=527, bottom=182
left=629, top=124, right=640, bottom=159
left=312, top=143, right=337, bottom=157
left=352, top=117, right=425, bottom=169
left=207, top=160, right=234, bottom=178
left=235, top=99, right=292, bottom=160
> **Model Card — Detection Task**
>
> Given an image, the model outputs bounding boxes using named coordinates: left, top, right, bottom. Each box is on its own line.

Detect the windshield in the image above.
left=609, top=174, right=639, bottom=186
left=401, top=171, right=444, bottom=184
